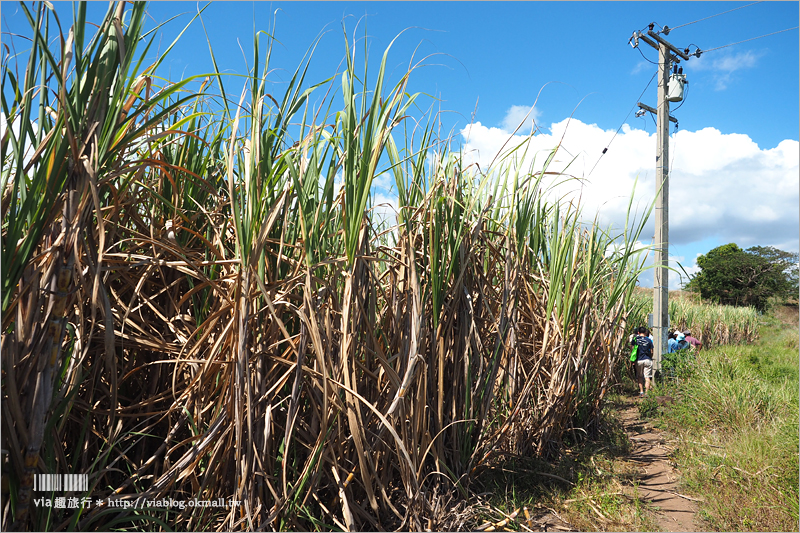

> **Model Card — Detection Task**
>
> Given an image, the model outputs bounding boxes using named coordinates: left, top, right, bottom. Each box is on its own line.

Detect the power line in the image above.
left=701, top=26, right=798, bottom=54
left=666, top=2, right=763, bottom=33
left=586, top=72, right=657, bottom=179
left=637, top=46, right=658, bottom=65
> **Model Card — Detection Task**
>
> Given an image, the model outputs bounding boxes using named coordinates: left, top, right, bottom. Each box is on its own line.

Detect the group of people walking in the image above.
left=667, top=329, right=702, bottom=353
left=629, top=327, right=703, bottom=397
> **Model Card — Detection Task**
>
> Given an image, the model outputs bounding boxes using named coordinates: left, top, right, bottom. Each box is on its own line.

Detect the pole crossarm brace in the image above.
left=636, top=33, right=681, bottom=64
left=647, top=30, right=691, bottom=61
left=637, top=102, right=678, bottom=124
left=637, top=33, right=660, bottom=51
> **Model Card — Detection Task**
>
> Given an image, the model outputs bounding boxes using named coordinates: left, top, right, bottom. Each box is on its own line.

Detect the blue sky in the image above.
left=3, top=1, right=798, bottom=289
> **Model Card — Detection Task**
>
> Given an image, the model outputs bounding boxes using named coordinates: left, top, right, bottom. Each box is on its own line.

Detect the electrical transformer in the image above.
left=668, top=69, right=687, bottom=102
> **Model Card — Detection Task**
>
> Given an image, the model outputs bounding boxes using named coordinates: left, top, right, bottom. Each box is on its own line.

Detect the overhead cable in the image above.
left=586, top=72, right=657, bottom=179
left=666, top=2, right=763, bottom=33
left=701, top=26, right=798, bottom=54
left=637, top=46, right=658, bottom=65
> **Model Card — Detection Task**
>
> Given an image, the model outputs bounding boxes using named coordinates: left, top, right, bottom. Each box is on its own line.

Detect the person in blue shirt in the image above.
left=675, top=332, right=691, bottom=351
left=667, top=331, right=679, bottom=353
left=631, top=327, right=654, bottom=397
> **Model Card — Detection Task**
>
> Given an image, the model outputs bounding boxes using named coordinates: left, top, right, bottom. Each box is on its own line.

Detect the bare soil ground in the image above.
left=617, top=396, right=702, bottom=532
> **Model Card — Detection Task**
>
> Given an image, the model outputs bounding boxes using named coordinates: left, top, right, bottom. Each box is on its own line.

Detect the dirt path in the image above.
left=618, top=397, right=702, bottom=532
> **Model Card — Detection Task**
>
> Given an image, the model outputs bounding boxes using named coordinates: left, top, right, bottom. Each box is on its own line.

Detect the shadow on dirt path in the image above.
left=617, top=396, right=703, bottom=532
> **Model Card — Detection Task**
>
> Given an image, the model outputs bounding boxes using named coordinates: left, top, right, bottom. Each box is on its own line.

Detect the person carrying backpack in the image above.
left=675, top=332, right=691, bottom=352
left=631, top=327, right=654, bottom=397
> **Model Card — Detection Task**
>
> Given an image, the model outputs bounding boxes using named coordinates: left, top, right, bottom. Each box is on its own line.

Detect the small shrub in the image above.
left=661, top=350, right=696, bottom=380
left=638, top=395, right=658, bottom=418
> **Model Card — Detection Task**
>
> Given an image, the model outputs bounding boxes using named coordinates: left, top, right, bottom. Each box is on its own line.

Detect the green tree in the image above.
left=746, top=245, right=799, bottom=294
left=686, top=243, right=798, bottom=311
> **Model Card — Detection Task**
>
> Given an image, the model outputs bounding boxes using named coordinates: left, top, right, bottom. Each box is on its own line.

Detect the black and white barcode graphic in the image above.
left=34, top=474, right=88, bottom=492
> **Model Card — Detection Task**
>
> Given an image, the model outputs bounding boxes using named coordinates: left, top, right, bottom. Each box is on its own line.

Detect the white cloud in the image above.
left=372, top=172, right=394, bottom=193
left=691, top=50, right=761, bottom=73
left=333, top=169, right=344, bottom=195
left=637, top=252, right=701, bottom=291
left=687, top=50, right=764, bottom=91
left=1, top=114, right=36, bottom=159
left=372, top=192, right=398, bottom=227
left=458, top=113, right=799, bottom=260
left=631, top=61, right=650, bottom=75
left=500, top=104, right=541, bottom=134
left=669, top=253, right=702, bottom=290
left=370, top=172, right=398, bottom=230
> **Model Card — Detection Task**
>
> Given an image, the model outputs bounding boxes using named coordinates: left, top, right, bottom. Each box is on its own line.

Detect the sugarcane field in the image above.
left=2, top=2, right=798, bottom=532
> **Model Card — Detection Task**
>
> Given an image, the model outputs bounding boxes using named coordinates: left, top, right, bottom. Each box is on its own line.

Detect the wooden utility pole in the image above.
left=634, top=28, right=690, bottom=372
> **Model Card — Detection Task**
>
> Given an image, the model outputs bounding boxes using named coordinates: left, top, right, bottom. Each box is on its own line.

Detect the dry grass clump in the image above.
left=2, top=3, right=652, bottom=530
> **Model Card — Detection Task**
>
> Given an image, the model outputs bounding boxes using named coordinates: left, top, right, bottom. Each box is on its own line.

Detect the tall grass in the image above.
left=627, top=289, right=759, bottom=346
left=657, top=312, right=799, bottom=531
left=2, top=3, right=652, bottom=530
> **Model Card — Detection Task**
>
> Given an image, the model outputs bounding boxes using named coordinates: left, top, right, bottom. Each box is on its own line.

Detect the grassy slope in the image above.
left=653, top=304, right=799, bottom=531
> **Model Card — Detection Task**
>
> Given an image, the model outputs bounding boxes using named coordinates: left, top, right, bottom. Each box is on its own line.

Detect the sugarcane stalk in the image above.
left=13, top=184, right=77, bottom=530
